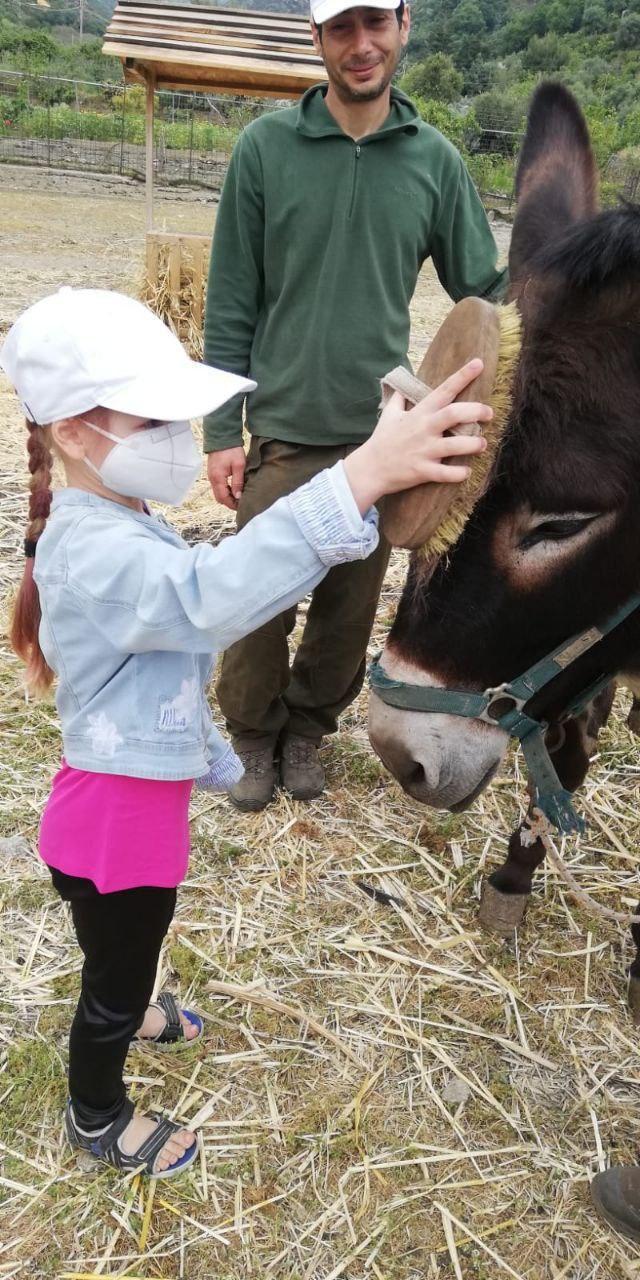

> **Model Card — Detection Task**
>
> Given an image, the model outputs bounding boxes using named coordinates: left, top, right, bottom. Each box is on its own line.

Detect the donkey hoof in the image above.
left=628, top=975, right=640, bottom=1024
left=478, top=880, right=529, bottom=936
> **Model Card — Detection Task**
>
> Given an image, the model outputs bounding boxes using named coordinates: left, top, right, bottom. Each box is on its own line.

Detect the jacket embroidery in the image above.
left=87, top=711, right=124, bottom=758
left=158, top=678, right=199, bottom=733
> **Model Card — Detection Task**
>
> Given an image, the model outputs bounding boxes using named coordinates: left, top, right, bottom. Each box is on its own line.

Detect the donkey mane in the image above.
left=530, top=202, right=640, bottom=295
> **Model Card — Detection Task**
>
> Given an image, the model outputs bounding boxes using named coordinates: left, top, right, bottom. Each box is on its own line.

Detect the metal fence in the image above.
left=0, top=69, right=262, bottom=190
left=1, top=68, right=639, bottom=208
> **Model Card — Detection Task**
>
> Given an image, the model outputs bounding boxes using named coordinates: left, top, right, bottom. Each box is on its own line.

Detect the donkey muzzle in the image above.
left=368, top=685, right=508, bottom=811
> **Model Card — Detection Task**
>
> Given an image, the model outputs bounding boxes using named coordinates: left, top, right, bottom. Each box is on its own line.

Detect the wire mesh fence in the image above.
left=0, top=69, right=262, bottom=190
left=1, top=68, right=639, bottom=210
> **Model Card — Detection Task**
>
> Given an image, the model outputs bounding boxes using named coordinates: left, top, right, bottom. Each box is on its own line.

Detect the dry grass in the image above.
left=141, top=238, right=210, bottom=361
left=1, top=182, right=640, bottom=1279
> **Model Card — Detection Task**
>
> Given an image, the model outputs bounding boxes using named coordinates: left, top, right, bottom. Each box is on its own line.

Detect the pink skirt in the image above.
left=39, top=761, right=193, bottom=894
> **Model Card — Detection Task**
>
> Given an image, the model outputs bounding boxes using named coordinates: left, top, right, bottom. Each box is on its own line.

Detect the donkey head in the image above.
left=369, top=83, right=640, bottom=811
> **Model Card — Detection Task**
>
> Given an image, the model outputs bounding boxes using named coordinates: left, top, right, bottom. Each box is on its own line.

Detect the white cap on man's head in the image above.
left=0, top=287, right=256, bottom=425
left=310, top=0, right=400, bottom=26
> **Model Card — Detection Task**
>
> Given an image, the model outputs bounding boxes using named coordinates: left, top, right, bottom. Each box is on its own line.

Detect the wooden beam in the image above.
left=145, top=68, right=155, bottom=233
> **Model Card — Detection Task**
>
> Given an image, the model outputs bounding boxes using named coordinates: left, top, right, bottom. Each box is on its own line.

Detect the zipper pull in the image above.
left=355, top=144, right=361, bottom=157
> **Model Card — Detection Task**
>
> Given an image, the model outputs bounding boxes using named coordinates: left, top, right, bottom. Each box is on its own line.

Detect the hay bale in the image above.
left=141, top=231, right=211, bottom=359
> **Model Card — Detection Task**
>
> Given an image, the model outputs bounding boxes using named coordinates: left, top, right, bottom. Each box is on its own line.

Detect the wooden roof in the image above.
left=103, top=0, right=326, bottom=97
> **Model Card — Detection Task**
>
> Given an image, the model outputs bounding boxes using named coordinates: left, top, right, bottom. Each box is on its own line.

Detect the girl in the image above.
left=1, top=286, right=490, bottom=1178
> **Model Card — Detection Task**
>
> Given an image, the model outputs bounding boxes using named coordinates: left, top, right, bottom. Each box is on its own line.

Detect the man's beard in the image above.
left=333, top=62, right=396, bottom=103
left=329, top=47, right=400, bottom=104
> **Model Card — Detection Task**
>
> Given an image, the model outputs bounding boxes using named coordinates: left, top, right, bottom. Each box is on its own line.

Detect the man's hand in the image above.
left=207, top=447, right=247, bottom=511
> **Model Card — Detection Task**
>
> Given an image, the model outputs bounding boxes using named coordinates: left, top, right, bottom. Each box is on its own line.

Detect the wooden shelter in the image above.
left=103, top=1, right=324, bottom=352
left=103, top=0, right=325, bottom=230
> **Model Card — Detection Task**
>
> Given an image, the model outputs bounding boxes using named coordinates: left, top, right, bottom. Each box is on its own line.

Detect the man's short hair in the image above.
left=315, top=2, right=405, bottom=40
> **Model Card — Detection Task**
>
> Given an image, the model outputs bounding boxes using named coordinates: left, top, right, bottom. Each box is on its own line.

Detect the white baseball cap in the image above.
left=310, top=0, right=400, bottom=26
left=0, top=287, right=256, bottom=425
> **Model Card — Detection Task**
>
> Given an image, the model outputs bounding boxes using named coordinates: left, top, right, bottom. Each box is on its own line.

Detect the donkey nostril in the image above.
left=408, top=762, right=425, bottom=789
left=406, top=757, right=441, bottom=793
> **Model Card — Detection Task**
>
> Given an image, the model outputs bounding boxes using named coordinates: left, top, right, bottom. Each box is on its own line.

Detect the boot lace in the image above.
left=241, top=750, right=273, bottom=778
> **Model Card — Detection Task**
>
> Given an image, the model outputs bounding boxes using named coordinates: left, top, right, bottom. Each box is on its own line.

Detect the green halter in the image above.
left=369, top=591, right=640, bottom=834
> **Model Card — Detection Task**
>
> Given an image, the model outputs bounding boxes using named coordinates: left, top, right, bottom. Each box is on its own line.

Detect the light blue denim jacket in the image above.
left=33, top=463, right=379, bottom=781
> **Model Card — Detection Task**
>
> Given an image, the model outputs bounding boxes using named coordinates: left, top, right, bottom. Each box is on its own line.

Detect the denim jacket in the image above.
left=33, top=463, right=379, bottom=780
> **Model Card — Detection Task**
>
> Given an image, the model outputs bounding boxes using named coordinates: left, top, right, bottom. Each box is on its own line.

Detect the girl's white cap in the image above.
left=0, top=286, right=256, bottom=424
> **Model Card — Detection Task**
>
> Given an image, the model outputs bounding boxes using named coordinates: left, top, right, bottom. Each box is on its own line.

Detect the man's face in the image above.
left=312, top=5, right=410, bottom=105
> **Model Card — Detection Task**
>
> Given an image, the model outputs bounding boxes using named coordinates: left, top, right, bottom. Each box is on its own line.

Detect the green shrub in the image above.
left=467, top=151, right=515, bottom=197
left=400, top=52, right=464, bottom=104
left=617, top=13, right=640, bottom=49
left=521, top=32, right=568, bottom=74
left=583, top=102, right=621, bottom=167
left=473, top=89, right=526, bottom=134
left=410, top=96, right=470, bottom=152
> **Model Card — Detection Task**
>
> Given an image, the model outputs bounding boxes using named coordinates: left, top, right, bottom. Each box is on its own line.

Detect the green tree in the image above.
left=400, top=52, right=464, bottom=102
left=582, top=2, right=608, bottom=34
left=449, top=0, right=488, bottom=63
left=617, top=13, right=640, bottom=48
left=521, top=32, right=568, bottom=73
left=546, top=0, right=585, bottom=34
left=499, top=7, right=549, bottom=55
left=462, top=56, right=499, bottom=94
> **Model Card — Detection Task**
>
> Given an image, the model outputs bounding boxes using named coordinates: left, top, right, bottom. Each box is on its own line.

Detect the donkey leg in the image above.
left=479, top=685, right=615, bottom=937
left=628, top=903, right=640, bottom=1024
left=479, top=814, right=545, bottom=935
left=627, top=695, right=640, bottom=736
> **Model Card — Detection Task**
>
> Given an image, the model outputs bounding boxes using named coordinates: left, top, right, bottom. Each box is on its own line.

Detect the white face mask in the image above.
left=82, top=417, right=201, bottom=506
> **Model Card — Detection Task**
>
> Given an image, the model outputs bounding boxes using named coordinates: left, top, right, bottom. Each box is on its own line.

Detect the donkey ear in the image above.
left=509, top=82, right=598, bottom=299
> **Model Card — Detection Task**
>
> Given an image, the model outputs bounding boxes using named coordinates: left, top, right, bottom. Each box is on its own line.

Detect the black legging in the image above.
left=50, top=867, right=176, bottom=1131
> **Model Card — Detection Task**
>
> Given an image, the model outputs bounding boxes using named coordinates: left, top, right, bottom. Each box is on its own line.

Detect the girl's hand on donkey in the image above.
left=343, top=358, right=492, bottom=515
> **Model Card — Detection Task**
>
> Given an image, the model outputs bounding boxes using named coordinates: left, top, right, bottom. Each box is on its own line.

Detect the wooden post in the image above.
left=168, top=236, right=181, bottom=330
left=191, top=238, right=205, bottom=331
left=145, top=70, right=155, bottom=233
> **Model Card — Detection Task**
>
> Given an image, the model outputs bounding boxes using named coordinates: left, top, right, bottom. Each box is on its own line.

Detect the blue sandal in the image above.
left=131, top=990, right=203, bottom=1051
left=66, top=1098, right=199, bottom=1179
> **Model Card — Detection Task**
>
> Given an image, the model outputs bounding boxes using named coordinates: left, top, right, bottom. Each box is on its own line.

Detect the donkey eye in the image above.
left=519, top=515, right=597, bottom=550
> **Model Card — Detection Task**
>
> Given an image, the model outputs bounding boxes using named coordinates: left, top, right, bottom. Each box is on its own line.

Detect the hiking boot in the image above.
left=228, top=746, right=277, bottom=812
left=281, top=735, right=325, bottom=801
left=591, top=1165, right=640, bottom=1242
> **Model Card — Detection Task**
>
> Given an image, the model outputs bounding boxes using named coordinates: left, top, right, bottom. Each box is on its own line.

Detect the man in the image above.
left=203, top=0, right=507, bottom=811
left=591, top=1165, right=640, bottom=1243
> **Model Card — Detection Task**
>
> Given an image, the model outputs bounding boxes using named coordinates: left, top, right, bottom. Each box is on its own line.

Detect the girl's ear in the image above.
left=51, top=417, right=88, bottom=461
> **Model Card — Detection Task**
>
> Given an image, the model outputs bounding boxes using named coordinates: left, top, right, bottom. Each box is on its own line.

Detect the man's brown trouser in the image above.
left=216, top=437, right=391, bottom=750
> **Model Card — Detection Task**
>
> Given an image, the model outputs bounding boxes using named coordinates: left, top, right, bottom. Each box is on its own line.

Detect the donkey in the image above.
left=368, top=82, right=640, bottom=1012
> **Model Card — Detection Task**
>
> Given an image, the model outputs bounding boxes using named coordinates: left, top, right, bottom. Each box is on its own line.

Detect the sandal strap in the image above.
left=134, top=1115, right=184, bottom=1167
left=152, top=991, right=183, bottom=1041
left=70, top=1098, right=192, bottom=1174
left=80, top=1098, right=136, bottom=1162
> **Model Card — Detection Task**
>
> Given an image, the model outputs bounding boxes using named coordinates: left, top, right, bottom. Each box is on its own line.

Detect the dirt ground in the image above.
left=2, top=166, right=640, bottom=1280
left=0, top=161, right=512, bottom=341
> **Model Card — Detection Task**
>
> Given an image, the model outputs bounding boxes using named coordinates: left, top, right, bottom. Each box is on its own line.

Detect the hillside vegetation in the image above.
left=0, top=0, right=638, bottom=204
left=401, top=0, right=640, bottom=202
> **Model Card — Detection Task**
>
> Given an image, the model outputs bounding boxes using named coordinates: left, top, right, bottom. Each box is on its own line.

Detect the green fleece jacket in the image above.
left=203, top=85, right=507, bottom=452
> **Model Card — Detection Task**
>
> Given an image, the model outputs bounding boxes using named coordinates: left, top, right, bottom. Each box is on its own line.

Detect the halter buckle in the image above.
left=481, top=684, right=526, bottom=724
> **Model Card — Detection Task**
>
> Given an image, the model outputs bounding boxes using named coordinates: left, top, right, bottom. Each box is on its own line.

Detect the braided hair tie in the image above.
left=24, top=538, right=38, bottom=559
